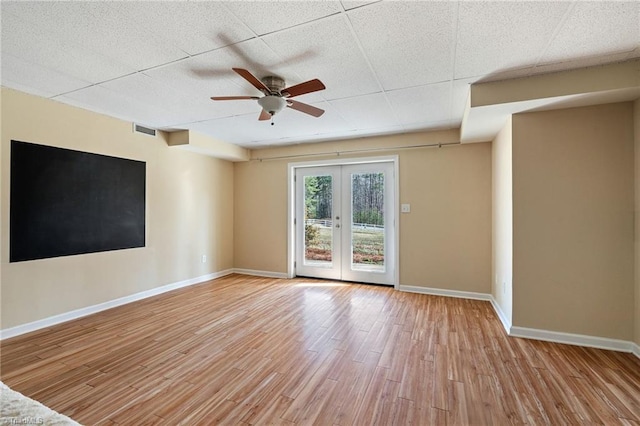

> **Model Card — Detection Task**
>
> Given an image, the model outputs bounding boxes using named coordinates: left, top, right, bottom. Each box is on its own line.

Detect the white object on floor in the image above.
left=0, top=381, right=81, bottom=425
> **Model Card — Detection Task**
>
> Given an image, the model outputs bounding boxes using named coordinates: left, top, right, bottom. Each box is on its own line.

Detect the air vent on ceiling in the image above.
left=133, top=123, right=157, bottom=137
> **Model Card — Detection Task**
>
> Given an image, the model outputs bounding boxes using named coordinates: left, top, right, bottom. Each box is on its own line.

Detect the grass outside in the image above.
left=305, top=225, right=384, bottom=265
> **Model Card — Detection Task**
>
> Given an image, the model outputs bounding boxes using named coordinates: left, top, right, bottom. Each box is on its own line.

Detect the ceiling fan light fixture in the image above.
left=258, top=95, right=286, bottom=116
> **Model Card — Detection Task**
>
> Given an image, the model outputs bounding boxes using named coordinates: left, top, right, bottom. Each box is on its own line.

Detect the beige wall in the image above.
left=491, top=117, right=513, bottom=325
left=234, top=133, right=492, bottom=293
left=234, top=159, right=288, bottom=273
left=512, top=102, right=635, bottom=340
left=1, top=88, right=234, bottom=329
left=398, top=143, right=491, bottom=292
left=635, top=99, right=640, bottom=346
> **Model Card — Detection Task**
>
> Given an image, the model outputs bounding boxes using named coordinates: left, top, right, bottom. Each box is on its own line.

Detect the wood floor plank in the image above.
left=251, top=394, right=295, bottom=425
left=281, top=349, right=343, bottom=423
left=350, top=365, right=389, bottom=425
left=432, top=343, right=449, bottom=411
left=1, top=274, right=638, bottom=425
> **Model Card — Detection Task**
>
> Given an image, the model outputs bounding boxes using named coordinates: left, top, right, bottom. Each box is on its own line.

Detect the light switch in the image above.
left=401, top=204, right=411, bottom=213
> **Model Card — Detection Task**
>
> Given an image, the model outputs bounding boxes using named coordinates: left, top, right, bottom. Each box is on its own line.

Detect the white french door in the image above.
left=295, top=162, right=395, bottom=285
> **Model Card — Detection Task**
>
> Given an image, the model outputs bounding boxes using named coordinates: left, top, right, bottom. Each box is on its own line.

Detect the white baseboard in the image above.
left=489, top=297, right=512, bottom=333
left=0, top=269, right=233, bottom=340
left=509, top=326, right=637, bottom=353
left=398, top=285, right=492, bottom=301
left=398, top=286, right=638, bottom=357
left=233, top=268, right=289, bottom=279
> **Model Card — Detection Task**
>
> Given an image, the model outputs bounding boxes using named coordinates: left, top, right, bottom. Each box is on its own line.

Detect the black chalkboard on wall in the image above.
left=10, top=140, right=146, bottom=262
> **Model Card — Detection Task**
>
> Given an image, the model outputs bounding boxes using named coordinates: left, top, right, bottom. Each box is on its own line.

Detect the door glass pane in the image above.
left=304, top=175, right=333, bottom=266
left=351, top=172, right=385, bottom=272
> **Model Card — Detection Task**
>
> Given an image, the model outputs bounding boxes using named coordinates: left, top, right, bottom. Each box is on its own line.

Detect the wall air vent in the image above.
left=133, top=123, right=157, bottom=137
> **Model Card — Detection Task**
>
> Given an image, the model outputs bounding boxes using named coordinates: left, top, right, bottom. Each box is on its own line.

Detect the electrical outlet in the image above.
left=201, top=255, right=207, bottom=263
left=503, top=282, right=506, bottom=295
left=401, top=204, right=411, bottom=213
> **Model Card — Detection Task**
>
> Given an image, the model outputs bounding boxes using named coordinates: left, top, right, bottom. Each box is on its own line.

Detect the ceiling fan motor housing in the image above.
left=261, top=75, right=286, bottom=94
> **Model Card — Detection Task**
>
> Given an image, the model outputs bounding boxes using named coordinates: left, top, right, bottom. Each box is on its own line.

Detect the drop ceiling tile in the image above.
left=145, top=56, right=246, bottom=100
left=84, top=3, right=190, bottom=70
left=1, top=53, right=91, bottom=98
left=533, top=51, right=634, bottom=76
left=104, top=2, right=253, bottom=56
left=100, top=73, right=236, bottom=126
left=160, top=101, right=239, bottom=128
left=100, top=74, right=185, bottom=109
left=3, top=1, right=188, bottom=71
left=148, top=40, right=286, bottom=92
left=185, top=114, right=269, bottom=146
left=541, top=2, right=640, bottom=63
left=143, top=64, right=260, bottom=120
left=1, top=10, right=136, bottom=84
left=55, top=85, right=173, bottom=128
left=349, top=1, right=456, bottom=89
left=175, top=102, right=263, bottom=127
left=329, top=93, right=401, bottom=130
left=385, top=82, right=452, bottom=126
left=261, top=14, right=379, bottom=100
left=224, top=1, right=342, bottom=36
left=455, top=1, right=571, bottom=79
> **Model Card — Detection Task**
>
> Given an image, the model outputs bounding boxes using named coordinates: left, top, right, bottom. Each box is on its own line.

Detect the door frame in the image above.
left=287, top=155, right=399, bottom=289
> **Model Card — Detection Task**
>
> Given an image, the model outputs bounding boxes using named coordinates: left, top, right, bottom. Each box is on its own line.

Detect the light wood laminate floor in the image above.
left=2, top=274, right=639, bottom=425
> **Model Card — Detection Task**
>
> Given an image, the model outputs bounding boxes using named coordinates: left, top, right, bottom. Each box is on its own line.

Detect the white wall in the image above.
left=491, top=117, right=513, bottom=327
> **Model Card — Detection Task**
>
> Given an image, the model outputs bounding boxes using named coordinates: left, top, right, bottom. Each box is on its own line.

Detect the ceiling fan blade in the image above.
left=211, top=96, right=259, bottom=101
left=233, top=68, right=270, bottom=94
left=287, top=100, right=325, bottom=117
left=258, top=109, right=271, bottom=121
left=281, top=79, right=326, bottom=98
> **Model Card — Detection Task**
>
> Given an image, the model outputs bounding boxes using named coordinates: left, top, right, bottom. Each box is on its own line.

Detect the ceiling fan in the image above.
left=211, top=68, right=326, bottom=123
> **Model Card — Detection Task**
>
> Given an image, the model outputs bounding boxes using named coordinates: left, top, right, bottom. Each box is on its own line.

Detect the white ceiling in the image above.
left=2, top=1, right=639, bottom=149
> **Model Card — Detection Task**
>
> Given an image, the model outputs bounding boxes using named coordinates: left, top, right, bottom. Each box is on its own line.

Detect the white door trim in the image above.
left=287, top=155, right=399, bottom=289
